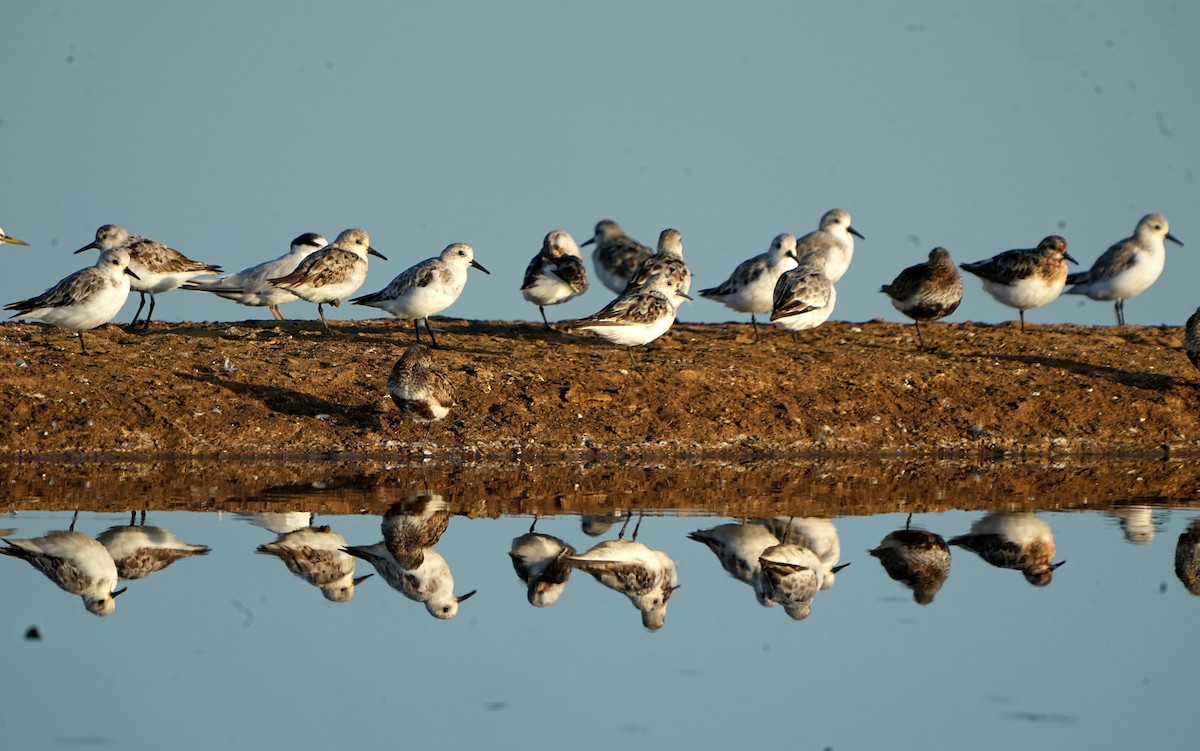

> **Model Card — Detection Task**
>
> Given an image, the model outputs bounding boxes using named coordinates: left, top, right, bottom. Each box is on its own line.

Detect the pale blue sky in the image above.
left=3, top=1, right=1197, bottom=329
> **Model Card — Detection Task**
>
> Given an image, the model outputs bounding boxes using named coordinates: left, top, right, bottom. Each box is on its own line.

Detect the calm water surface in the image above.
left=1, top=479, right=1197, bottom=750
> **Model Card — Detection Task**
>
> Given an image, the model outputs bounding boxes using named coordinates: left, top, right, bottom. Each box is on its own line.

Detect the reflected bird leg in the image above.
left=630, top=513, right=644, bottom=542
left=69, top=510, right=79, bottom=532
left=617, top=514, right=633, bottom=539
left=529, top=515, right=539, bottom=534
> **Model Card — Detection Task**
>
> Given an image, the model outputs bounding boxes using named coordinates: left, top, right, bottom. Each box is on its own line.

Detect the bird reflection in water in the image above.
left=568, top=514, right=679, bottom=630
left=509, top=516, right=575, bottom=607
left=257, top=523, right=371, bottom=603
left=1109, top=505, right=1156, bottom=545
left=0, top=512, right=127, bottom=616
left=343, top=490, right=476, bottom=619
left=1174, top=517, right=1200, bottom=596
left=97, top=511, right=210, bottom=581
left=757, top=517, right=849, bottom=621
left=755, top=517, right=847, bottom=591
left=869, top=514, right=951, bottom=605
left=950, top=512, right=1065, bottom=586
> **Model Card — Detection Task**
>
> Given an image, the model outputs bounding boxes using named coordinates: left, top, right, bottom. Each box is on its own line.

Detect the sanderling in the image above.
left=960, top=235, right=1077, bottom=331
left=796, top=208, right=865, bottom=283
left=5, top=247, right=139, bottom=353
left=352, top=242, right=488, bottom=347
left=689, top=522, right=781, bottom=607
left=581, top=513, right=626, bottom=537
left=74, top=224, right=221, bottom=329
left=1, top=528, right=126, bottom=615
left=581, top=219, right=653, bottom=294
left=757, top=544, right=827, bottom=620
left=1175, top=519, right=1200, bottom=596
left=342, top=541, right=475, bottom=619
left=521, top=230, right=588, bottom=329
left=770, top=247, right=836, bottom=341
left=183, top=232, right=327, bottom=320
left=1065, top=214, right=1183, bottom=325
left=1184, top=307, right=1200, bottom=370
left=257, top=525, right=371, bottom=603
left=881, top=246, right=963, bottom=348
left=388, top=344, right=454, bottom=432
left=236, top=511, right=315, bottom=534
left=624, top=228, right=692, bottom=295
left=269, top=227, right=386, bottom=330
left=1109, top=505, right=1154, bottom=545
left=510, top=517, right=576, bottom=607
left=381, top=492, right=455, bottom=568
left=699, top=233, right=799, bottom=341
left=567, top=515, right=679, bottom=630
left=567, top=271, right=691, bottom=368
left=96, top=516, right=210, bottom=580
left=755, top=517, right=846, bottom=590
left=869, top=516, right=951, bottom=605
left=949, top=512, right=1065, bottom=586
left=0, top=227, right=29, bottom=246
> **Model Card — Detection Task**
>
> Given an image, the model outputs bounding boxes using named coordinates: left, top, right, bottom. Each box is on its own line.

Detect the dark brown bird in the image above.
left=881, top=247, right=962, bottom=348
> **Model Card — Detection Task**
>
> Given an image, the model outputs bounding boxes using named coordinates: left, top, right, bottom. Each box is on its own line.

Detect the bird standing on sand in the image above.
left=352, top=242, right=488, bottom=347
left=567, top=271, right=691, bottom=368
left=388, top=344, right=454, bottom=431
left=796, top=208, right=865, bottom=283
left=959, top=235, right=1076, bottom=331
left=881, top=246, right=963, bottom=348
left=184, top=232, right=327, bottom=320
left=623, top=228, right=692, bottom=295
left=270, top=227, right=386, bottom=330
left=5, top=248, right=139, bottom=354
left=770, top=247, right=836, bottom=342
left=520, top=230, right=588, bottom=329
left=1064, top=213, right=1183, bottom=325
left=700, top=233, right=799, bottom=342
left=74, top=224, right=221, bottom=329
left=581, top=219, right=653, bottom=294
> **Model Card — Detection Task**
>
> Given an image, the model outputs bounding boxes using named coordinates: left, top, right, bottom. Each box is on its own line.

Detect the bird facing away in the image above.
left=796, top=208, right=865, bottom=283
left=881, top=246, right=963, bottom=348
left=510, top=518, right=576, bottom=608
left=388, top=344, right=455, bottom=431
left=74, top=224, right=221, bottom=329
left=567, top=270, right=692, bottom=368
left=183, top=232, right=327, bottom=320
left=699, top=233, right=799, bottom=342
left=5, top=247, right=139, bottom=354
left=959, top=235, right=1077, bottom=331
left=352, top=242, right=488, bottom=347
left=870, top=519, right=951, bottom=605
left=96, top=522, right=210, bottom=580
left=521, top=229, right=589, bottom=329
left=1185, top=307, right=1200, bottom=370
left=581, top=219, right=654, bottom=294
left=949, top=512, right=1065, bottom=586
left=0, top=226, right=29, bottom=246
left=269, top=227, right=387, bottom=330
left=1064, top=213, right=1183, bottom=325
left=1, top=529, right=127, bottom=616
left=770, top=247, right=836, bottom=341
left=623, top=228, right=692, bottom=296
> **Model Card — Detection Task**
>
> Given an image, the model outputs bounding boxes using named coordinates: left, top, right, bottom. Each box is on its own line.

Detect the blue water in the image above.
left=1, top=504, right=1196, bottom=751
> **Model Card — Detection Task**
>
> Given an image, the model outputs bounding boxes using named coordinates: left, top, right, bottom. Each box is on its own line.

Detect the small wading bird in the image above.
left=269, top=228, right=386, bottom=330
left=581, top=219, right=653, bottom=295
left=699, top=233, right=799, bottom=342
left=183, top=232, right=327, bottom=320
left=880, top=246, right=963, bottom=349
left=960, top=235, right=1076, bottom=332
left=5, top=248, right=139, bottom=354
left=520, top=230, right=588, bottom=329
left=74, top=224, right=222, bottom=329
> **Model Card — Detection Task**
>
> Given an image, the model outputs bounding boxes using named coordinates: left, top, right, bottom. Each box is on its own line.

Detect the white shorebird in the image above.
left=74, top=224, right=221, bottom=329
left=688, top=521, right=781, bottom=607
left=183, top=232, right=327, bottom=320
left=881, top=246, right=963, bottom=348
left=1065, top=214, right=1183, bottom=325
left=796, top=208, right=865, bottom=283
left=1, top=527, right=126, bottom=615
left=236, top=511, right=314, bottom=535
left=950, top=512, right=1065, bottom=586
left=269, top=227, right=387, bottom=330
left=388, top=344, right=454, bottom=432
left=770, top=247, right=836, bottom=342
left=699, top=233, right=800, bottom=341
left=567, top=516, right=679, bottom=630
left=960, top=235, right=1077, bottom=331
left=567, top=271, right=691, bottom=367
left=257, top=525, right=371, bottom=603
left=580, top=219, right=653, bottom=294
left=758, top=543, right=827, bottom=620
left=342, top=541, right=475, bottom=619
left=521, top=229, right=588, bottom=329
left=0, top=227, right=29, bottom=246
left=869, top=516, right=951, bottom=605
left=5, top=247, right=139, bottom=353
left=352, top=242, right=489, bottom=347
left=509, top=517, right=576, bottom=607
left=624, top=228, right=692, bottom=295
left=755, top=517, right=847, bottom=590
left=96, top=516, right=210, bottom=580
